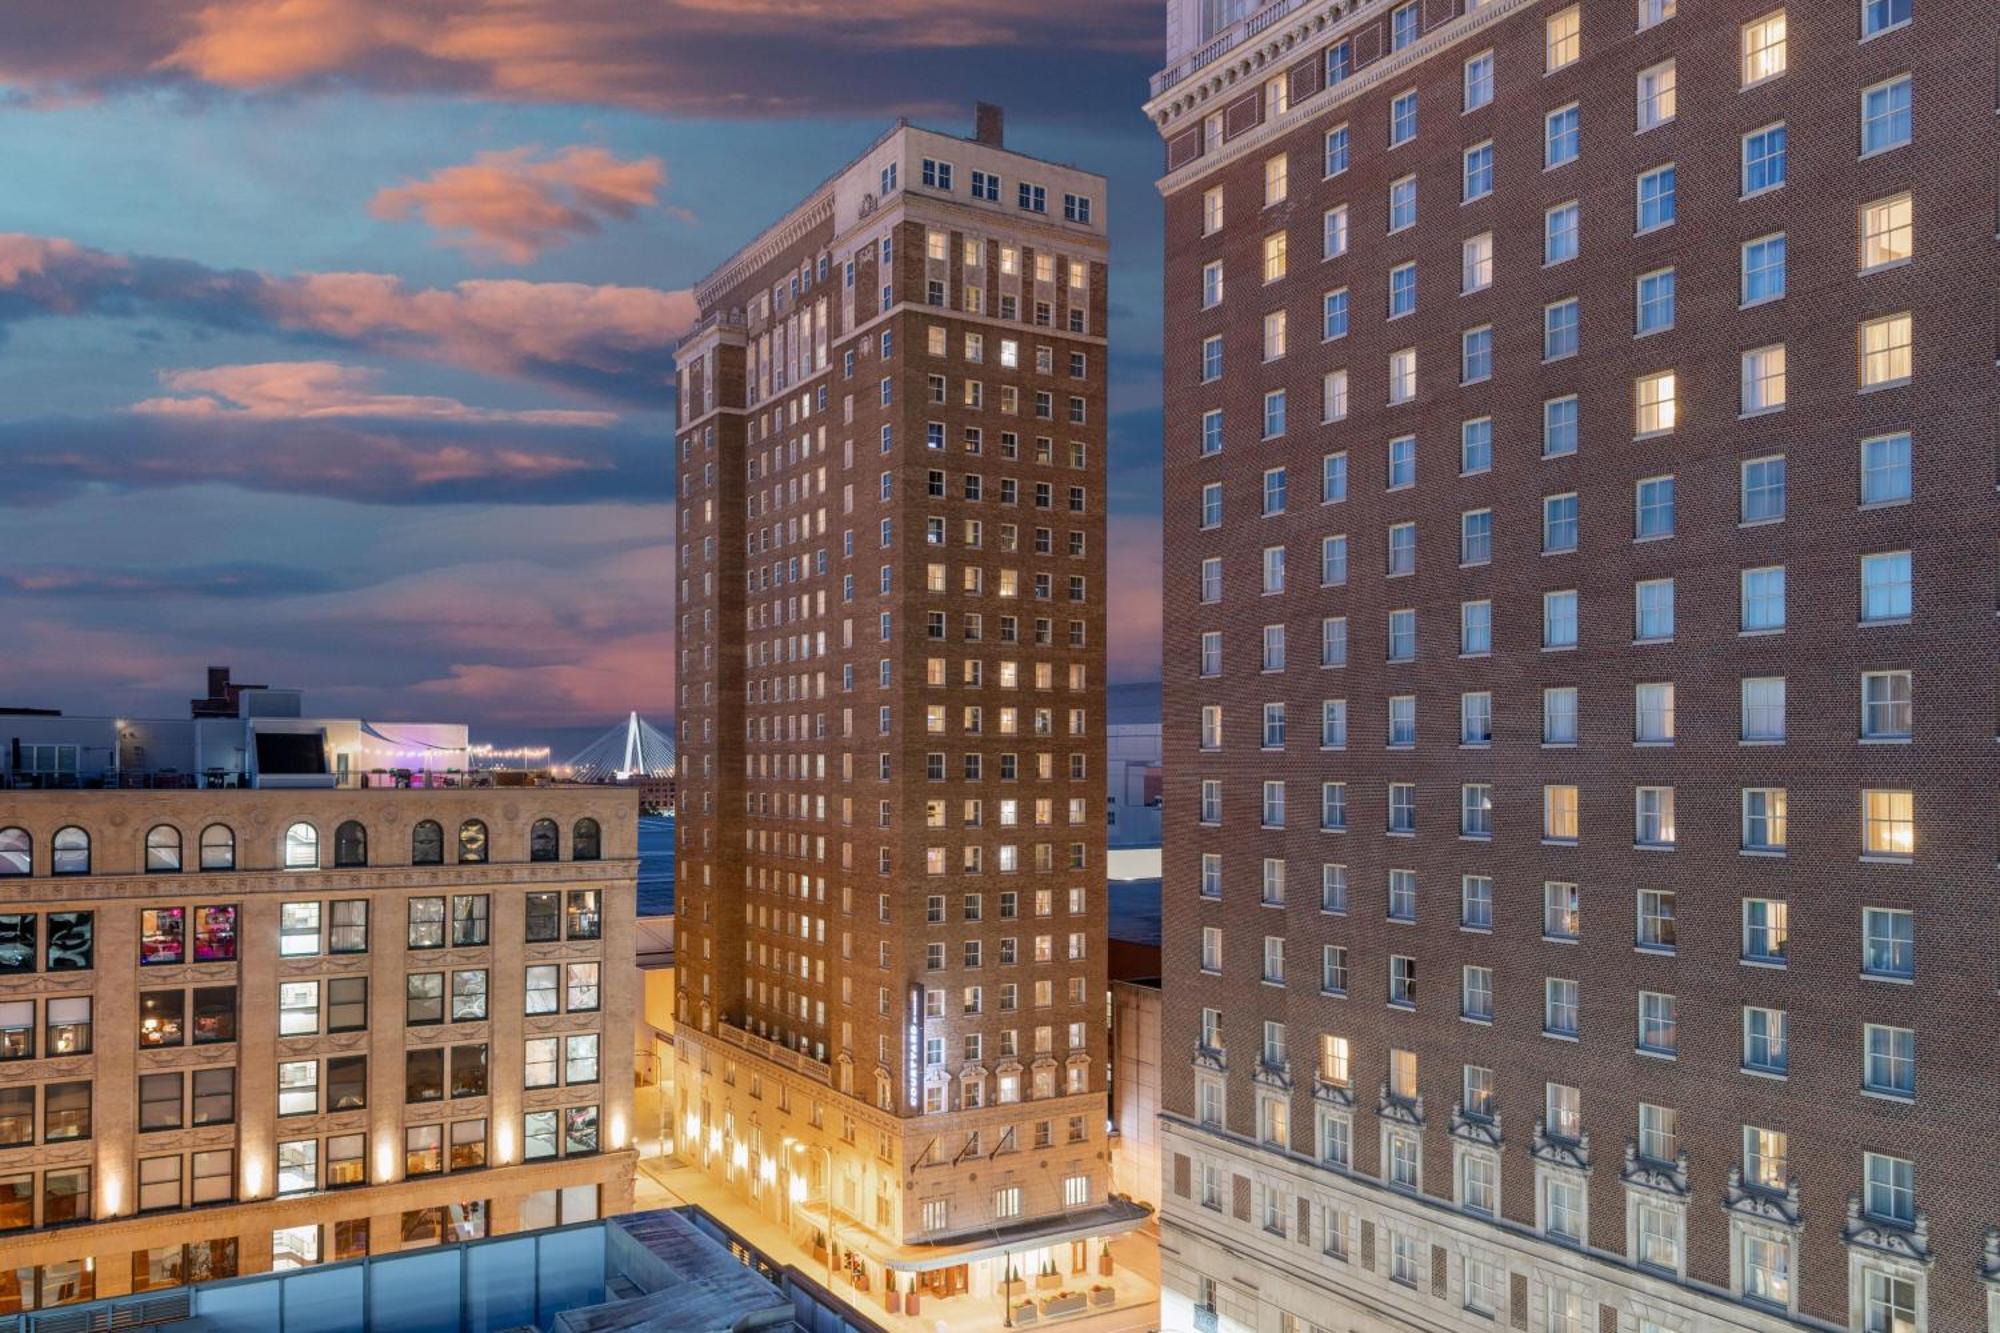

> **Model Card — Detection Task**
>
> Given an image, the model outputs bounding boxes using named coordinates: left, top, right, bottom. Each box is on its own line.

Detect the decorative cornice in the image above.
left=1251, top=1058, right=1292, bottom=1092
left=1376, top=1083, right=1423, bottom=1127
left=1621, top=1144, right=1690, bottom=1198
left=1449, top=1103, right=1501, bottom=1150
left=1531, top=1119, right=1590, bottom=1174
left=696, top=193, right=839, bottom=309
left=1843, top=1194, right=1932, bottom=1265
left=1724, top=1166, right=1802, bottom=1230
left=1312, top=1078, right=1353, bottom=1109
left=1192, top=1043, right=1227, bottom=1074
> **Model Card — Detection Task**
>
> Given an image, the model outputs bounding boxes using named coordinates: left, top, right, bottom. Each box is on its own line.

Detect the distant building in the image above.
left=3, top=668, right=469, bottom=791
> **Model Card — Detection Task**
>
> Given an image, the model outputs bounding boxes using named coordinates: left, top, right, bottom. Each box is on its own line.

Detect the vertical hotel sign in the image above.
left=906, top=982, right=924, bottom=1109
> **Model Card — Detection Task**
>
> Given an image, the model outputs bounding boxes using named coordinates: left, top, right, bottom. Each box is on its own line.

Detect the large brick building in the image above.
left=1148, top=1, right=1997, bottom=1330
left=670, top=109, right=1141, bottom=1315
left=0, top=788, right=637, bottom=1313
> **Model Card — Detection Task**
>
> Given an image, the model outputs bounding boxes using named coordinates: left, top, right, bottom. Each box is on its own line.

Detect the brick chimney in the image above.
left=974, top=102, right=1005, bottom=148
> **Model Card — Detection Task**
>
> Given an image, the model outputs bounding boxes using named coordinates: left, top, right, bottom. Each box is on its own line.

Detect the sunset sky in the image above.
left=0, top=1, right=1167, bottom=744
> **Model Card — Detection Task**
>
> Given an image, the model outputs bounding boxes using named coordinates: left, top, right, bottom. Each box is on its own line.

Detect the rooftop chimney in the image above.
left=974, top=103, right=1005, bottom=148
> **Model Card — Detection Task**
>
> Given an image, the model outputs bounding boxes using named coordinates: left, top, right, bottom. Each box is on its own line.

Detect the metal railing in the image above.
left=1152, top=0, right=1317, bottom=96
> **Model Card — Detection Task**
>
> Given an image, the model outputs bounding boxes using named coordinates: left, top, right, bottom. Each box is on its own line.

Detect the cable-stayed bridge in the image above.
left=563, top=712, right=676, bottom=783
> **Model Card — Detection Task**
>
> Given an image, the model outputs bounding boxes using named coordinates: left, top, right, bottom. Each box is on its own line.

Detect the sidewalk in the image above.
left=637, top=1154, right=1161, bottom=1333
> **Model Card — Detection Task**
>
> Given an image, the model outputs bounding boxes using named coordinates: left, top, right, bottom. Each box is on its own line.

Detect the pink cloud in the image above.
left=1106, top=513, right=1162, bottom=681
left=132, top=361, right=620, bottom=425
left=370, top=146, right=670, bottom=264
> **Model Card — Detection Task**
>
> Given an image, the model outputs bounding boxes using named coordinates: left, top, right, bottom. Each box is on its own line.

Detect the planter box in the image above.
left=1040, top=1294, right=1087, bottom=1318
left=1035, top=1273, right=1062, bottom=1292
left=1013, top=1305, right=1039, bottom=1326
left=1099, top=1252, right=1115, bottom=1277
left=1090, top=1288, right=1115, bottom=1308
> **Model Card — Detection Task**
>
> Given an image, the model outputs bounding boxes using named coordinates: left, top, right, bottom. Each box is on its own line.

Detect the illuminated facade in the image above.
left=672, top=107, right=1145, bottom=1314
left=0, top=788, right=635, bottom=1312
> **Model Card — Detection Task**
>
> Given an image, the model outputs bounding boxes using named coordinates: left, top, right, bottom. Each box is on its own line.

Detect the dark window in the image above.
left=0, top=917, right=35, bottom=975
left=565, top=891, right=602, bottom=941
left=450, top=1044, right=488, bottom=1099
left=529, top=819, right=559, bottom=862
left=192, top=987, right=236, bottom=1044
left=326, top=1056, right=367, bottom=1111
left=140, top=908, right=185, bottom=966
left=139, top=991, right=185, bottom=1047
left=191, top=1068, right=234, bottom=1125
left=199, top=825, right=234, bottom=871
left=193, top=905, right=236, bottom=962
left=329, top=900, right=368, bottom=954
left=44, top=1080, right=91, bottom=1141
left=411, top=820, right=444, bottom=866
left=451, top=896, right=488, bottom=947
left=0, top=1088, right=30, bottom=1147
left=328, top=977, right=368, bottom=1032
left=525, top=893, right=560, bottom=943
left=406, top=1048, right=445, bottom=1103
left=573, top=819, right=601, bottom=862
left=42, top=1167, right=87, bottom=1223
left=334, top=821, right=368, bottom=868
left=457, top=821, right=487, bottom=865
left=139, top=1073, right=182, bottom=1132
left=145, top=826, right=182, bottom=874
left=51, top=826, right=89, bottom=876
left=46, top=912, right=91, bottom=970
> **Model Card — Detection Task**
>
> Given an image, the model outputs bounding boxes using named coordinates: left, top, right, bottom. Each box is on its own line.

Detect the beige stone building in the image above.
left=0, top=787, right=637, bottom=1313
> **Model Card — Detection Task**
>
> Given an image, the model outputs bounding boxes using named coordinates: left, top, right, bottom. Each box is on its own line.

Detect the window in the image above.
left=1742, top=1006, right=1788, bottom=1074
left=1544, top=785, right=1579, bottom=843
left=1637, top=890, right=1676, bottom=951
left=1545, top=107, right=1580, bottom=170
left=1321, top=783, right=1347, bottom=831
left=1461, top=327, right=1492, bottom=383
left=1386, top=610, right=1414, bottom=662
left=1387, top=867, right=1416, bottom=919
left=1543, top=396, right=1578, bottom=458
left=1388, top=784, right=1415, bottom=834
left=1387, top=262, right=1416, bottom=319
left=1635, top=475, right=1674, bottom=539
left=1389, top=956, right=1416, bottom=1007
left=1460, top=510, right=1492, bottom=566
left=1636, top=164, right=1676, bottom=231
left=1542, top=300, right=1578, bottom=361
left=1388, top=348, right=1416, bottom=404
left=1741, top=344, right=1786, bottom=414
left=1545, top=7, right=1580, bottom=72
left=1742, top=234, right=1787, bottom=305
left=1635, top=579, right=1675, bottom=641
left=456, top=820, right=486, bottom=864
left=282, top=823, right=317, bottom=870
left=1741, top=566, right=1786, bottom=633
left=1543, top=978, right=1578, bottom=1036
left=1743, top=898, right=1789, bottom=963
left=1864, top=1152, right=1917, bottom=1228
left=1864, top=907, right=1915, bottom=979
left=1461, top=418, right=1491, bottom=475
left=411, top=820, right=443, bottom=865
left=1863, top=0, right=1910, bottom=37
left=1861, top=551, right=1912, bottom=622
left=1263, top=390, right=1287, bottom=439
left=1863, top=789, right=1914, bottom=857
left=1463, top=142, right=1494, bottom=201
left=1462, top=968, right=1494, bottom=1022
left=1322, top=289, right=1350, bottom=344
left=1742, top=456, right=1786, bottom=523
left=1636, top=60, right=1676, bottom=130
left=1262, top=309, right=1286, bottom=360
left=1860, top=433, right=1912, bottom=506
left=1389, top=91, right=1418, bottom=148
left=1263, top=154, right=1289, bottom=208
left=1324, top=124, right=1350, bottom=176
left=1861, top=193, right=1913, bottom=270
left=1864, top=1271, right=1918, bottom=1332
left=1542, top=493, right=1578, bottom=553
left=1543, top=203, right=1579, bottom=269
left=1461, top=601, right=1491, bottom=655
left=1635, top=268, right=1674, bottom=335
left=1387, top=176, right=1416, bottom=232
left=1543, top=591, right=1577, bottom=650
left=1861, top=75, right=1912, bottom=154
left=1390, top=0, right=1418, bottom=49
left=1864, top=1024, right=1915, bottom=1098
left=1741, top=11, right=1787, bottom=86
left=1635, top=684, right=1675, bottom=743
left=1201, top=186, right=1223, bottom=235
left=1743, top=123, right=1787, bottom=195
left=1464, top=51, right=1494, bottom=110
left=1742, top=788, right=1788, bottom=851
left=1860, top=313, right=1913, bottom=388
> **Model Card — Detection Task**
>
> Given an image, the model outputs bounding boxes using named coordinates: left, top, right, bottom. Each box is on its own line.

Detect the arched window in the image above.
left=145, top=825, right=183, bottom=873
left=411, top=820, right=443, bottom=866
left=283, top=822, right=319, bottom=871
left=199, top=825, right=236, bottom=872
left=51, top=827, right=90, bottom=876
left=457, top=820, right=488, bottom=865
left=572, top=818, right=602, bottom=862
left=334, top=821, right=368, bottom=868
left=529, top=818, right=559, bottom=862
left=0, top=828, right=28, bottom=877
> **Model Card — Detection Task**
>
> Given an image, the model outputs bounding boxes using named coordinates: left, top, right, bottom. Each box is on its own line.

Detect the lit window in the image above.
left=1543, top=785, right=1579, bottom=841
left=1862, top=789, right=1914, bottom=857
left=1388, top=348, right=1416, bottom=405
left=1322, top=204, right=1349, bottom=258
left=1859, top=313, right=1913, bottom=388
left=1545, top=6, right=1581, bottom=72
left=1634, top=371, right=1676, bottom=435
left=1742, top=788, right=1788, bottom=851
left=1860, top=193, right=1913, bottom=271
left=1743, top=898, right=1789, bottom=962
left=1263, top=154, right=1289, bottom=207
left=1741, top=345, right=1787, bottom=414
left=1740, top=11, right=1787, bottom=86
left=1636, top=60, right=1676, bottom=130
left=1261, top=231, right=1288, bottom=284
left=1201, top=186, right=1224, bottom=235
left=1462, top=233, right=1493, bottom=294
